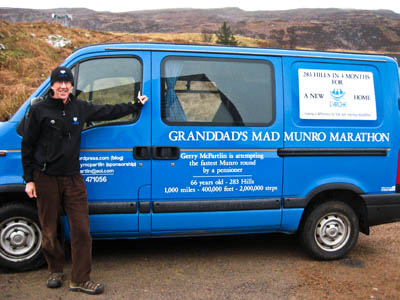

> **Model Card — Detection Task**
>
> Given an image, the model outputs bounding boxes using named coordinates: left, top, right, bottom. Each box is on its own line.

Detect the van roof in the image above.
left=70, top=42, right=395, bottom=63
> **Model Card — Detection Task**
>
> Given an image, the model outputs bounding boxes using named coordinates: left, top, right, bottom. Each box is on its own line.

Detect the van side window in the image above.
left=161, top=57, right=275, bottom=126
left=76, top=57, right=142, bottom=129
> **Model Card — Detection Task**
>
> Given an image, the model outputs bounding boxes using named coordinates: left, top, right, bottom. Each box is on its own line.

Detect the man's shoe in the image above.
left=70, top=280, right=104, bottom=295
left=47, top=273, right=65, bottom=288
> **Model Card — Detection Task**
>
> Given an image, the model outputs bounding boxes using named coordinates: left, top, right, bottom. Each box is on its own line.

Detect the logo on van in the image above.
left=330, top=88, right=345, bottom=101
left=330, top=88, right=347, bottom=108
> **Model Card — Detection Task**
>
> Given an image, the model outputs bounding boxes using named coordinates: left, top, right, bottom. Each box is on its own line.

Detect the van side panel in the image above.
left=150, top=51, right=284, bottom=234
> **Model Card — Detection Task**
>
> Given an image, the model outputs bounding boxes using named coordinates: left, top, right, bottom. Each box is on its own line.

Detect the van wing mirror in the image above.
left=30, top=96, right=44, bottom=106
left=16, top=96, right=45, bottom=136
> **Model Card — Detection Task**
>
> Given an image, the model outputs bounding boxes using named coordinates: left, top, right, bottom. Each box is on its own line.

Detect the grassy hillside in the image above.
left=0, top=21, right=112, bottom=121
left=0, top=21, right=270, bottom=121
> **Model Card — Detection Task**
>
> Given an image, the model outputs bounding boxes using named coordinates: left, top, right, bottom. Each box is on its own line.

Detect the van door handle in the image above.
left=152, top=146, right=180, bottom=160
left=133, top=146, right=151, bottom=160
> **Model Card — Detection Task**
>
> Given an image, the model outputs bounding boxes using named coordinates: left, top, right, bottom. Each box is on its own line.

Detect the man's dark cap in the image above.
left=50, top=66, right=74, bottom=86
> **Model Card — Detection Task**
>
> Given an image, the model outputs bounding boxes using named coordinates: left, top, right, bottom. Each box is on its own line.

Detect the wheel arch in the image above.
left=0, top=184, right=36, bottom=208
left=298, top=183, right=369, bottom=235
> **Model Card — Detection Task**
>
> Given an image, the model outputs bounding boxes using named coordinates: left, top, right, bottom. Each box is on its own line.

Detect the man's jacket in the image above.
left=21, top=94, right=143, bottom=182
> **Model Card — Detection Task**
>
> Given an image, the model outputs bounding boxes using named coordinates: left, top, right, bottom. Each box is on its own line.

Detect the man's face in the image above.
left=51, top=81, right=73, bottom=101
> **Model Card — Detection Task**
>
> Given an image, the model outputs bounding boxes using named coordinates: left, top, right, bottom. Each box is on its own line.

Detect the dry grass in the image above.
left=0, top=21, right=68, bottom=120
left=0, top=20, right=271, bottom=121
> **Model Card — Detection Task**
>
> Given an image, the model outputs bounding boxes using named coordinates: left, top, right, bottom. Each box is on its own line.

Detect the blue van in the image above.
left=1, top=43, right=400, bottom=270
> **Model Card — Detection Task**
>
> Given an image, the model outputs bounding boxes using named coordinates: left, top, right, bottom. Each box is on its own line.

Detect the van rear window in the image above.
left=161, top=57, right=275, bottom=126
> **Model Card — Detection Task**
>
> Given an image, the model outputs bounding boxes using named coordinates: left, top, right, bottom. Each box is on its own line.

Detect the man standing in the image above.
left=21, top=66, right=148, bottom=295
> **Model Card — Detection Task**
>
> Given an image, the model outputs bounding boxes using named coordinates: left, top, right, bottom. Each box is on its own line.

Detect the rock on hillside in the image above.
left=0, top=7, right=400, bottom=52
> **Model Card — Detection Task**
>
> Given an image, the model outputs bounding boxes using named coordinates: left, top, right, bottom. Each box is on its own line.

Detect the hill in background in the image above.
left=1, top=7, right=400, bottom=52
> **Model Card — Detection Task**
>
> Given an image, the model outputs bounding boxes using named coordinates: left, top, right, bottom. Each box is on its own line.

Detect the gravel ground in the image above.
left=1, top=223, right=399, bottom=300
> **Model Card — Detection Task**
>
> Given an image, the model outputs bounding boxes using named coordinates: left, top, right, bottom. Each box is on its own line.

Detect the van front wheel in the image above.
left=299, top=201, right=359, bottom=260
left=0, top=202, right=45, bottom=271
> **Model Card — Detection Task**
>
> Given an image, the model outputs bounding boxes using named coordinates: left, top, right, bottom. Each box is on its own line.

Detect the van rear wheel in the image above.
left=299, top=201, right=359, bottom=260
left=0, top=202, right=45, bottom=271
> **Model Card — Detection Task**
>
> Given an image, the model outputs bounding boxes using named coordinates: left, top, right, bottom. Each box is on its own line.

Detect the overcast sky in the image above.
left=2, top=0, right=400, bottom=13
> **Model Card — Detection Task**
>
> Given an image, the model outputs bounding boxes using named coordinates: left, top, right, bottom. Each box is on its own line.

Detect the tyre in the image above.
left=299, top=201, right=359, bottom=260
left=0, top=202, right=45, bottom=271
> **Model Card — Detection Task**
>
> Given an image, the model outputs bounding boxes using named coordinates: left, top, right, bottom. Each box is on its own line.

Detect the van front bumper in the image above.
left=361, top=194, right=400, bottom=227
